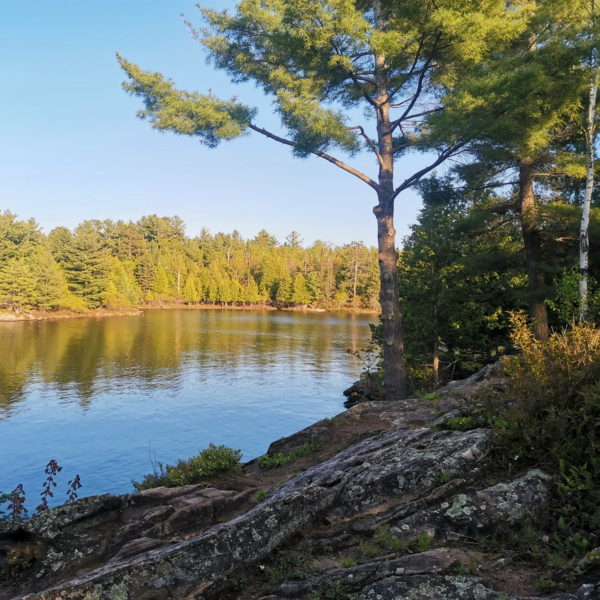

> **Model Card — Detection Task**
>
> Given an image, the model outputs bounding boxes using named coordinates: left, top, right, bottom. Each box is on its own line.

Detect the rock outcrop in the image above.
left=1, top=362, right=597, bottom=599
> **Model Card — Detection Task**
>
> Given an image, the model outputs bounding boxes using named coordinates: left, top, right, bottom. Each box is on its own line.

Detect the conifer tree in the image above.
left=63, top=223, right=112, bottom=309
left=33, top=247, right=68, bottom=311
left=291, top=273, right=311, bottom=305
left=0, top=258, right=37, bottom=311
left=117, top=0, right=529, bottom=399
left=183, top=274, right=200, bottom=303
left=244, top=276, right=261, bottom=305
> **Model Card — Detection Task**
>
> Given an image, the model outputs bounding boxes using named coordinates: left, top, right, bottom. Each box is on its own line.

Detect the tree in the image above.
left=426, top=0, right=589, bottom=340
left=63, top=222, right=112, bottom=308
left=579, top=2, right=600, bottom=320
left=183, top=273, right=200, bottom=303
left=33, top=247, right=68, bottom=311
left=285, top=232, right=303, bottom=248
left=136, top=251, right=155, bottom=294
left=244, top=276, right=261, bottom=305
left=291, top=273, right=311, bottom=304
left=0, top=258, right=37, bottom=311
left=117, top=0, right=526, bottom=400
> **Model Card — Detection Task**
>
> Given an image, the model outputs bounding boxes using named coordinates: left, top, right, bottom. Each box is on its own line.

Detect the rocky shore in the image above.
left=1, top=364, right=598, bottom=599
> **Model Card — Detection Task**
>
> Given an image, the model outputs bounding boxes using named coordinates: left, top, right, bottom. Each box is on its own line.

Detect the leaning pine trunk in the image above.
left=580, top=62, right=600, bottom=321
left=519, top=157, right=549, bottom=341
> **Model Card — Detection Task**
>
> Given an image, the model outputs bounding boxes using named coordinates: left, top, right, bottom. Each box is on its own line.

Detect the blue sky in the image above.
left=0, top=1, right=430, bottom=246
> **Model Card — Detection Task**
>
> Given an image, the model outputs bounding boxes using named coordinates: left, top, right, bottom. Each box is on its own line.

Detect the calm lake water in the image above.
left=0, top=309, right=374, bottom=510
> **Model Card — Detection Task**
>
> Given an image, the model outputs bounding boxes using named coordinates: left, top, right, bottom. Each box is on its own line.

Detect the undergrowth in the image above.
left=486, top=312, right=600, bottom=562
left=258, top=442, right=320, bottom=470
left=133, top=443, right=242, bottom=491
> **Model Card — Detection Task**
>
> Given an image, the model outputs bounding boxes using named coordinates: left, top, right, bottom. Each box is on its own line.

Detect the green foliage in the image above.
left=258, top=443, right=320, bottom=470
left=339, top=556, right=356, bottom=568
left=491, top=314, right=600, bottom=557
left=256, top=489, right=267, bottom=503
left=418, top=531, right=431, bottom=552
left=132, top=443, right=242, bottom=491
left=374, top=525, right=406, bottom=551
left=63, top=222, right=112, bottom=308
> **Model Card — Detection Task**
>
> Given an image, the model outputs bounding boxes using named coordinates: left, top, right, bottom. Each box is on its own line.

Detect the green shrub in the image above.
left=339, top=556, right=356, bottom=568
left=258, top=442, right=320, bottom=470
left=256, top=489, right=267, bottom=503
left=418, top=531, right=431, bottom=552
left=491, top=313, right=600, bottom=558
left=133, top=443, right=242, bottom=491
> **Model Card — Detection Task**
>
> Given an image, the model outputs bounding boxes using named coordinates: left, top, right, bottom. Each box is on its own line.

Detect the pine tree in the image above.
left=63, top=223, right=112, bottom=309
left=152, top=266, right=170, bottom=296
left=275, top=276, right=291, bottom=305
left=0, top=258, right=37, bottom=311
left=118, top=0, right=529, bottom=400
left=136, top=252, right=155, bottom=294
left=244, top=276, right=261, bottom=305
left=291, top=273, right=311, bottom=305
left=33, top=247, right=67, bottom=311
left=183, top=274, right=200, bottom=303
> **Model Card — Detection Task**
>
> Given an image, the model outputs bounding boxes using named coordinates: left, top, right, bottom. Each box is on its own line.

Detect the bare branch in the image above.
left=392, top=141, right=467, bottom=199
left=248, top=124, right=381, bottom=192
left=348, top=125, right=383, bottom=165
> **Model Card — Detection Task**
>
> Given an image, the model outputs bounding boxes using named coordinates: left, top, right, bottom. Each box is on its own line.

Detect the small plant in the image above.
left=256, top=489, right=267, bottom=503
left=37, top=460, right=63, bottom=513
left=374, top=525, right=406, bottom=551
left=535, top=577, right=555, bottom=590
left=258, top=442, right=320, bottom=470
left=453, top=565, right=469, bottom=575
left=133, top=444, right=242, bottom=490
left=330, top=417, right=340, bottom=427
left=7, top=485, right=28, bottom=522
left=339, top=556, right=356, bottom=568
left=438, top=471, right=449, bottom=484
left=267, top=565, right=287, bottom=583
left=418, top=531, right=431, bottom=552
left=66, top=475, right=82, bottom=504
left=361, top=543, right=379, bottom=556
left=421, top=392, right=439, bottom=401
left=273, top=482, right=284, bottom=490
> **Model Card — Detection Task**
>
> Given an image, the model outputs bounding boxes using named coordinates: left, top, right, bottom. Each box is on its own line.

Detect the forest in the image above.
left=0, top=212, right=380, bottom=312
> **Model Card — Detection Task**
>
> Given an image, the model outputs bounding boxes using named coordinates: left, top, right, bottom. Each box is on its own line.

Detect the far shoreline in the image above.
left=0, top=304, right=379, bottom=323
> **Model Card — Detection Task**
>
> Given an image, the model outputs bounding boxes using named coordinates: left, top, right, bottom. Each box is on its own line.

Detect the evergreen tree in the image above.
left=291, top=273, right=311, bottom=305
left=0, top=258, right=37, bottom=311
left=244, top=276, right=260, bottom=304
left=63, top=223, right=112, bottom=308
left=33, top=247, right=68, bottom=311
left=118, top=0, right=530, bottom=400
left=275, top=276, right=291, bottom=305
left=183, top=274, right=200, bottom=303
left=136, top=251, right=155, bottom=293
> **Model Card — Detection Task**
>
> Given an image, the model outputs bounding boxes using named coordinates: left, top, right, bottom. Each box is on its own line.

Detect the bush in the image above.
left=492, top=312, right=600, bottom=557
left=58, top=293, right=88, bottom=313
left=133, top=443, right=242, bottom=491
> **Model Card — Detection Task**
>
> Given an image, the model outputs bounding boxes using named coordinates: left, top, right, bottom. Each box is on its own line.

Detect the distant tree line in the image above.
left=0, top=212, right=380, bottom=312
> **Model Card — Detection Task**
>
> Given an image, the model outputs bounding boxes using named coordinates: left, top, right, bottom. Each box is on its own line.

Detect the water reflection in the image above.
left=0, top=310, right=373, bottom=505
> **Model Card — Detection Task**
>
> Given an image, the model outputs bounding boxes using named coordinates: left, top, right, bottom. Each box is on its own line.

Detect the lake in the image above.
left=0, top=309, right=375, bottom=510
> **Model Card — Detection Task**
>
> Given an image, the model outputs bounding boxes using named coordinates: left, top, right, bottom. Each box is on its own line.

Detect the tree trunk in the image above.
left=353, top=260, right=358, bottom=303
left=374, top=199, right=407, bottom=401
left=519, top=158, right=549, bottom=341
left=373, top=0, right=407, bottom=400
left=433, top=304, right=439, bottom=387
left=580, top=62, right=600, bottom=321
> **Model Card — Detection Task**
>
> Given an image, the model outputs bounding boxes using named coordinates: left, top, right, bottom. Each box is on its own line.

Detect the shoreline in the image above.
left=0, top=304, right=379, bottom=322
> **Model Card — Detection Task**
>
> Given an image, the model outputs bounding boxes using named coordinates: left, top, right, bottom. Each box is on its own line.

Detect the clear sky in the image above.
left=0, top=1, right=430, bottom=247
